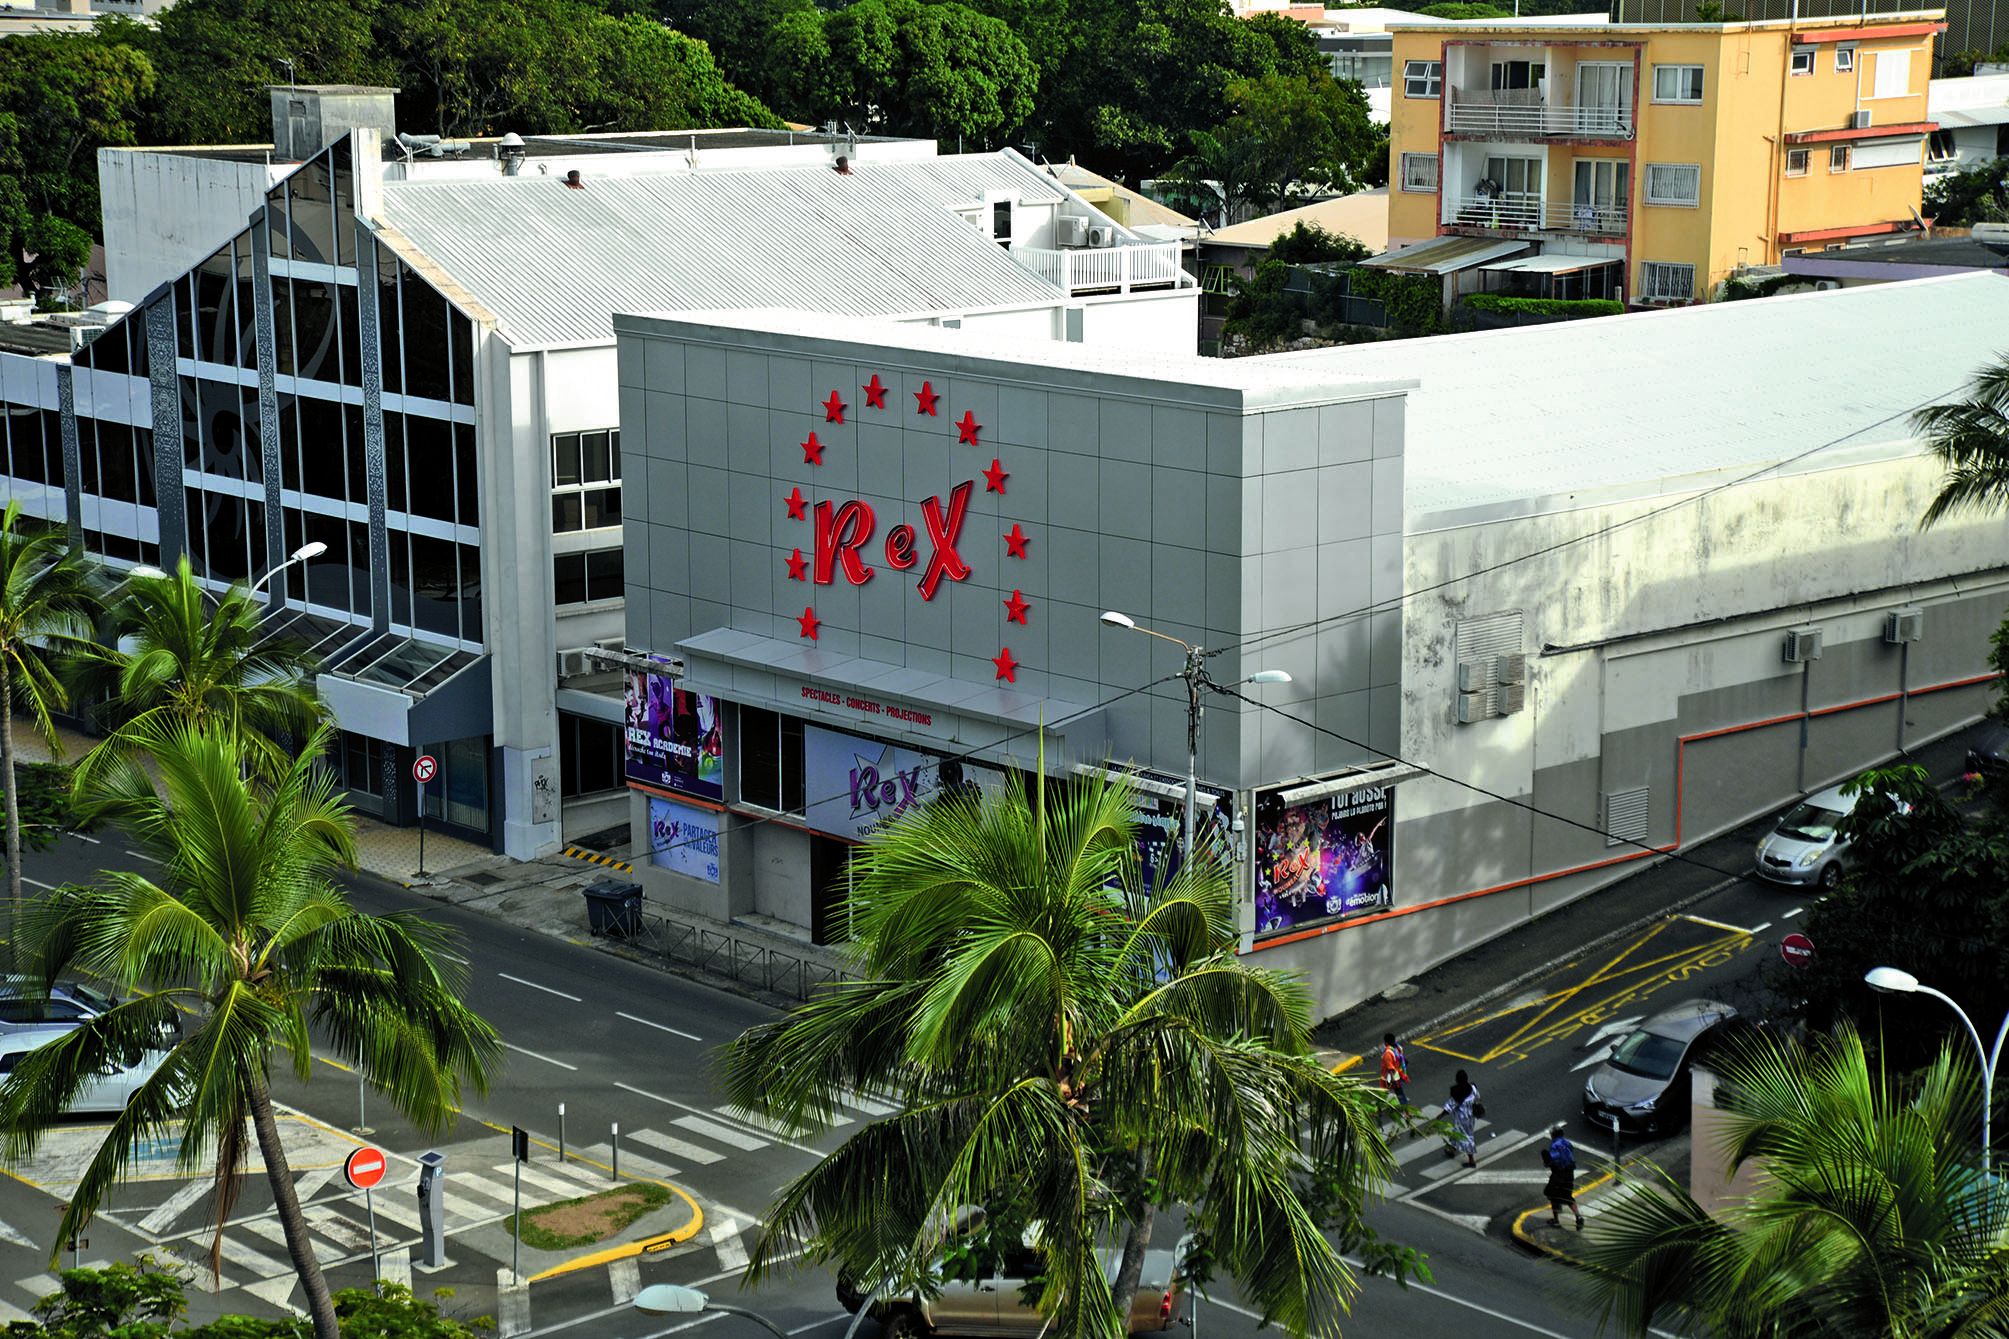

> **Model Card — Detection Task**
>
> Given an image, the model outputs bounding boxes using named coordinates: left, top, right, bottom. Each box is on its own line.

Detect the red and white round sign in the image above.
left=412, top=754, right=438, bottom=785
left=1779, top=932, right=1816, bottom=968
left=344, top=1146, right=388, bottom=1191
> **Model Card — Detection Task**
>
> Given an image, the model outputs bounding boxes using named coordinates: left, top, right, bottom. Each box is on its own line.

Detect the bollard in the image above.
left=559, top=1102, right=566, bottom=1163
left=612, top=1121, right=620, bottom=1181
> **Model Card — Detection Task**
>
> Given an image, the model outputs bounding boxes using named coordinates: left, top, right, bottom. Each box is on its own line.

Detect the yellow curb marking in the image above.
left=1510, top=1167, right=1617, bottom=1258
left=1328, top=1053, right=1362, bottom=1074
left=562, top=847, right=635, bottom=874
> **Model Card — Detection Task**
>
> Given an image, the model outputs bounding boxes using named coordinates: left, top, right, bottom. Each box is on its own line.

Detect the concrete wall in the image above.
left=98, top=149, right=288, bottom=303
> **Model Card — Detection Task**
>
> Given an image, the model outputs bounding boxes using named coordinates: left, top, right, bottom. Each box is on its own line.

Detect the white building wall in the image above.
left=1078, top=289, right=1204, bottom=354
left=98, top=148, right=289, bottom=302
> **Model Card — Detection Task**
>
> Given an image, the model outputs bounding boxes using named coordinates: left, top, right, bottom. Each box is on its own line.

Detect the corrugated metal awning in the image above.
left=1480, top=253, right=1621, bottom=275
left=1360, top=236, right=1527, bottom=275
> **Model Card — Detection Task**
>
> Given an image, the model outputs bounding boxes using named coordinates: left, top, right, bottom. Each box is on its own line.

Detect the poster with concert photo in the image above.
left=1253, top=784, right=1394, bottom=938
left=624, top=670, right=723, bottom=800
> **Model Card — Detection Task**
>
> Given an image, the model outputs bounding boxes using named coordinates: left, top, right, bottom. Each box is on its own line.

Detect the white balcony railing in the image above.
left=1445, top=93, right=1634, bottom=138
left=1012, top=242, right=1190, bottom=293
left=1443, top=195, right=1627, bottom=235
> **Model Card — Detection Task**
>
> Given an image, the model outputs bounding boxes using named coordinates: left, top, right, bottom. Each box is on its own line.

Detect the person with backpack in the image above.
left=1379, top=1032, right=1409, bottom=1106
left=1445, top=1070, right=1480, bottom=1167
left=1542, top=1121, right=1585, bottom=1229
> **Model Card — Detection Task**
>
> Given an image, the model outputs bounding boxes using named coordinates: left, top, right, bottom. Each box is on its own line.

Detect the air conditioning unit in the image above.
left=1884, top=608, right=1924, bottom=644
left=556, top=648, right=592, bottom=679
left=1457, top=658, right=1496, bottom=692
left=1847, top=109, right=1872, bottom=130
left=1456, top=688, right=1495, bottom=724
left=1496, top=652, right=1527, bottom=685
left=1054, top=215, right=1088, bottom=248
left=1085, top=223, right=1115, bottom=248
left=1813, top=279, right=1841, bottom=291
left=1497, top=680, right=1527, bottom=715
left=1783, top=628, right=1824, bottom=663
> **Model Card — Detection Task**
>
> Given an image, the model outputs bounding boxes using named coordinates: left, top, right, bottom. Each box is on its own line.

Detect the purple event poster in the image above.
left=1253, top=784, right=1394, bottom=938
left=624, top=671, right=723, bottom=801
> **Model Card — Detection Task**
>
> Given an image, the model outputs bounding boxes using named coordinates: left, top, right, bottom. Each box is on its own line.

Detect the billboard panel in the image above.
left=1253, top=784, right=1394, bottom=938
left=646, top=796, right=722, bottom=884
left=625, top=671, right=723, bottom=801
left=802, top=724, right=1006, bottom=841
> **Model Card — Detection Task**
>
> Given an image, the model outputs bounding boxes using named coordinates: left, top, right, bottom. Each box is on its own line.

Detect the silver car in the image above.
left=0, top=979, right=115, bottom=1035
left=0, top=1026, right=166, bottom=1114
left=1753, top=783, right=1860, bottom=888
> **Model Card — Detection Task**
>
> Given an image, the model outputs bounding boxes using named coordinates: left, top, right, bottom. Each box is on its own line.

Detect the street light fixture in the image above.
left=1099, top=611, right=1291, bottom=862
left=631, top=1284, right=788, bottom=1337
left=1865, top=965, right=2009, bottom=1171
left=248, top=540, right=328, bottom=598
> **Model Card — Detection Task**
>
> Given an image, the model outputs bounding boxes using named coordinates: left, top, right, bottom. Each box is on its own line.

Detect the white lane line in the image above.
left=1748, top=921, right=1773, bottom=934
left=125, top=848, right=162, bottom=864
left=21, top=876, right=56, bottom=892
left=1455, top=1169, right=1553, bottom=1185
left=613, top=1081, right=818, bottom=1154
left=629, top=1125, right=726, bottom=1165
left=1403, top=1199, right=1494, bottom=1234
left=138, top=1179, right=211, bottom=1235
left=498, top=972, right=581, bottom=1002
left=1340, top=1255, right=1588, bottom=1338
left=71, top=832, right=101, bottom=845
left=438, top=951, right=469, bottom=964
left=616, top=1010, right=702, bottom=1042
left=1682, top=913, right=1757, bottom=935
left=1783, top=905, right=1804, bottom=918
left=503, top=1041, right=578, bottom=1071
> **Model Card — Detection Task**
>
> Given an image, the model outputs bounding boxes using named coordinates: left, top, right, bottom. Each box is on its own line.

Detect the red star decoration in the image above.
left=797, top=606, right=821, bottom=640
left=801, top=432, right=825, bottom=465
left=914, top=380, right=939, bottom=416
left=862, top=374, right=888, bottom=409
left=822, top=390, right=847, bottom=424
left=982, top=458, right=1009, bottom=494
left=1004, top=524, right=1030, bottom=559
left=955, top=410, right=982, bottom=446
left=992, top=647, right=1019, bottom=682
left=1003, top=590, right=1030, bottom=625
left=784, top=487, right=807, bottom=520
left=785, top=548, right=807, bottom=581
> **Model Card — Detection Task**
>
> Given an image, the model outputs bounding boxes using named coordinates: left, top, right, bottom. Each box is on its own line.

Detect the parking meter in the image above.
left=416, top=1151, right=447, bottom=1268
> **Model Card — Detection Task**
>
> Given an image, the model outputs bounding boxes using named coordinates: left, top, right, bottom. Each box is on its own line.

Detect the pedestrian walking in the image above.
left=1446, top=1070, right=1480, bottom=1167
left=1542, top=1121, right=1585, bottom=1229
left=1379, top=1032, right=1409, bottom=1106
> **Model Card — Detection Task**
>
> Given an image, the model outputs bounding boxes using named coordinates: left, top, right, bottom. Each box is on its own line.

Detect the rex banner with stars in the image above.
left=785, top=372, right=1028, bottom=684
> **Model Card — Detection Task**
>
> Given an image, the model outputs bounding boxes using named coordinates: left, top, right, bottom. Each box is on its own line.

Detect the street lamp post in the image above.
left=1099, top=611, right=1290, bottom=864
left=1865, top=965, right=2009, bottom=1172
left=632, top=1284, right=788, bottom=1337
left=248, top=540, right=328, bottom=599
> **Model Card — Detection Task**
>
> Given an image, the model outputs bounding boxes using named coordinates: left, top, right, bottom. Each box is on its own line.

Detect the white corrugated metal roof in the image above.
left=1480, top=253, right=1619, bottom=274
left=1268, top=273, right=2009, bottom=522
left=378, top=154, right=1072, bottom=348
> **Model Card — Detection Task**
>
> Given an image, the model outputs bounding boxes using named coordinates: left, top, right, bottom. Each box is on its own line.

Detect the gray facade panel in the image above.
left=996, top=385, right=1047, bottom=450
left=144, top=301, right=184, bottom=565
left=1100, top=398, right=1152, bottom=464
left=1152, top=405, right=1207, bottom=472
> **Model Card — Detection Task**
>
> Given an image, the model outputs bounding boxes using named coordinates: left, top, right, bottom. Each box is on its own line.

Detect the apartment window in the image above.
left=1830, top=144, right=1851, bottom=172
left=559, top=711, right=623, bottom=798
left=552, top=429, right=621, bottom=532
left=1404, top=60, right=1442, bottom=98
left=1872, top=49, right=1910, bottom=99
left=1790, top=46, right=1815, bottom=76
left=1640, top=261, right=1695, bottom=304
left=1650, top=64, right=1704, bottom=104
left=1644, top=163, right=1701, bottom=206
left=1835, top=44, right=1856, bottom=72
left=1786, top=147, right=1811, bottom=176
left=1928, top=129, right=1957, bottom=162
left=990, top=198, right=1012, bottom=246
left=554, top=547, right=624, bottom=605
left=1400, top=152, right=1440, bottom=193
left=1490, top=59, right=1545, bottom=90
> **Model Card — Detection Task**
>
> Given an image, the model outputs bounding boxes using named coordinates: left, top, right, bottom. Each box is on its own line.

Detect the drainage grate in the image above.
left=460, top=870, right=504, bottom=887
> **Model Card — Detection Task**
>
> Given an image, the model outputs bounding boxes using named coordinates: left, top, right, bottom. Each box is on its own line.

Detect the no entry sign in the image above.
left=413, top=754, right=438, bottom=785
left=1780, top=932, right=1816, bottom=968
left=344, top=1146, right=388, bottom=1191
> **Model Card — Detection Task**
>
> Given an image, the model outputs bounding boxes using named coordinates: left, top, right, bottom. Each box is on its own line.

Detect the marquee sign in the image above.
left=787, top=376, right=1027, bottom=682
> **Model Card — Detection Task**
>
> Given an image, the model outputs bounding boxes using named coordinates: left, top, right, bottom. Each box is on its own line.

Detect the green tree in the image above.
left=1924, top=157, right=2009, bottom=229
left=565, top=12, right=782, bottom=135
left=141, top=0, right=390, bottom=145
left=722, top=772, right=1402, bottom=1338
left=76, top=556, right=323, bottom=791
left=1914, top=353, right=2009, bottom=528
left=1267, top=221, right=1371, bottom=266
left=0, top=502, right=94, bottom=967
left=1415, top=2, right=1513, bottom=17
left=0, top=721, right=500, bottom=1339
left=1576, top=1024, right=2009, bottom=1337
left=884, top=0, right=1037, bottom=146
left=658, top=0, right=817, bottom=107
left=1941, top=41, right=2009, bottom=76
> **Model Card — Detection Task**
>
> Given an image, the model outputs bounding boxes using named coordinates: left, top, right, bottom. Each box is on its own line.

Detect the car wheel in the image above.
left=835, top=1272, right=866, bottom=1315
left=881, top=1306, right=930, bottom=1338
left=1818, top=862, right=1841, bottom=890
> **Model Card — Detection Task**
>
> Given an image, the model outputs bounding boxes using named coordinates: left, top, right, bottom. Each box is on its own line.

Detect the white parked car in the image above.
left=0, top=1025, right=165, bottom=1114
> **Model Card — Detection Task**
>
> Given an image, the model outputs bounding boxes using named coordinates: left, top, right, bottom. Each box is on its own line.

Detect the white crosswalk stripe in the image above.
left=718, top=1104, right=824, bottom=1137
left=0, top=1217, right=34, bottom=1251
left=578, top=1143, right=681, bottom=1182
left=294, top=1166, right=341, bottom=1204
left=304, top=1205, right=378, bottom=1252
left=836, top=1089, right=896, bottom=1117
left=628, top=1126, right=725, bottom=1165
left=670, top=1114, right=768, bottom=1151
left=244, top=1275, right=303, bottom=1315
left=139, top=1181, right=211, bottom=1236
left=0, top=1296, right=32, bottom=1325
left=1421, top=1128, right=1526, bottom=1180
left=451, top=1171, right=527, bottom=1213
left=17, top=1274, right=59, bottom=1306
left=213, top=1233, right=293, bottom=1281
left=240, top=1216, right=347, bottom=1267
left=512, top=1163, right=599, bottom=1202
left=360, top=1189, right=421, bottom=1233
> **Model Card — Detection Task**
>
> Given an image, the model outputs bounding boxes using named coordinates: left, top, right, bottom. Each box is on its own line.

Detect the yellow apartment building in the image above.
left=1384, top=13, right=1942, bottom=304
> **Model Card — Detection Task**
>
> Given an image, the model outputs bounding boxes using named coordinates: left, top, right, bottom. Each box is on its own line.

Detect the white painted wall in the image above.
left=1078, top=289, right=1203, bottom=354
left=98, top=149, right=289, bottom=302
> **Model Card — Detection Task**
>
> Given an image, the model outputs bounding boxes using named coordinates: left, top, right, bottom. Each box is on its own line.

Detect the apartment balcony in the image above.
left=1442, top=195, right=1627, bottom=237
left=1011, top=241, right=1191, bottom=294
left=1444, top=89, right=1634, bottom=139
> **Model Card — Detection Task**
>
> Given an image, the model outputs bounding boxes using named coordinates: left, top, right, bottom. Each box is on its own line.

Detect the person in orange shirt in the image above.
left=1379, top=1032, right=1408, bottom=1106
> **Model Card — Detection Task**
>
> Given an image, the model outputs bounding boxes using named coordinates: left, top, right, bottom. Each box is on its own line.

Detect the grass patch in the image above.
left=507, top=1181, right=671, bottom=1250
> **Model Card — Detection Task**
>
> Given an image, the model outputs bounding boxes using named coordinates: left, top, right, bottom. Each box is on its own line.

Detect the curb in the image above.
left=1510, top=1166, right=1616, bottom=1261
left=562, top=847, right=635, bottom=874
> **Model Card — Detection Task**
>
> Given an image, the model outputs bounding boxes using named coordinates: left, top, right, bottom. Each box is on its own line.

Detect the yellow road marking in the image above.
left=1680, top=913, right=1757, bottom=935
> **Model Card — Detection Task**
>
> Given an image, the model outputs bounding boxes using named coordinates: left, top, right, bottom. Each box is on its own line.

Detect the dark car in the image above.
left=1966, top=721, right=2009, bottom=778
left=1582, top=998, right=1738, bottom=1138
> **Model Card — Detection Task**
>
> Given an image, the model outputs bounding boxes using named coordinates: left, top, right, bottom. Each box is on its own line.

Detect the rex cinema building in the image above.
left=614, top=274, right=2009, bottom=1019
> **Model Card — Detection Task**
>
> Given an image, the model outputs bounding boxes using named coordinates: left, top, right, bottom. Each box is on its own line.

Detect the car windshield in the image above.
left=1608, top=1029, right=1687, bottom=1080
left=1776, top=803, right=1845, bottom=843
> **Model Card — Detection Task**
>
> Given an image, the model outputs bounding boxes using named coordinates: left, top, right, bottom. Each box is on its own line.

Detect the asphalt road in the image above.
left=10, top=722, right=1987, bottom=1336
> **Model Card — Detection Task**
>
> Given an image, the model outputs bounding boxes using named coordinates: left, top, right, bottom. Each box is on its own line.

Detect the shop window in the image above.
left=739, top=705, right=804, bottom=814
left=341, top=731, right=387, bottom=797
left=560, top=712, right=624, bottom=798
left=552, top=430, right=622, bottom=533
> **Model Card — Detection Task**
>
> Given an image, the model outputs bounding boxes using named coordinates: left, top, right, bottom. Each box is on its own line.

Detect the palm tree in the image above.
left=0, top=501, right=94, bottom=962
left=1575, top=1022, right=2009, bottom=1338
left=722, top=771, right=1395, bottom=1338
left=76, top=555, right=323, bottom=789
left=1917, top=353, right=2009, bottom=528
left=0, top=720, right=500, bottom=1339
